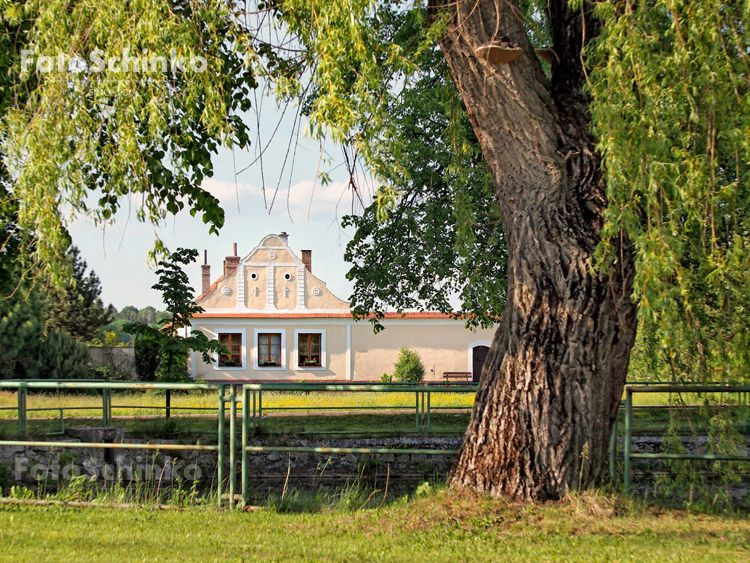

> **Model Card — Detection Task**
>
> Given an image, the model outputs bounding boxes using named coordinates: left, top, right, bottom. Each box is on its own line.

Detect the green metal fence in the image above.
left=0, top=380, right=478, bottom=508
left=10, top=379, right=745, bottom=505
left=620, top=384, right=750, bottom=492
left=232, top=383, right=477, bottom=508
left=0, top=379, right=478, bottom=435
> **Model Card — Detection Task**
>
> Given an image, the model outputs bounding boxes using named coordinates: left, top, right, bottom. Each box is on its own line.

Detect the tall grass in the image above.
left=4, top=449, right=219, bottom=509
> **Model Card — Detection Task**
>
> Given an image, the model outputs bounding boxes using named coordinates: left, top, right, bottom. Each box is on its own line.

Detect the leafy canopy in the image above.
left=5, top=0, right=750, bottom=383
left=1, top=0, right=256, bottom=282
left=342, top=10, right=506, bottom=330
left=591, top=1, right=750, bottom=381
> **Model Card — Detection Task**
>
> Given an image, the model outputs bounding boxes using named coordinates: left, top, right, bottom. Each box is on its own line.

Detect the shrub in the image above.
left=392, top=347, right=425, bottom=383
left=134, top=332, right=161, bottom=381
left=35, top=331, right=91, bottom=379
left=380, top=373, right=393, bottom=383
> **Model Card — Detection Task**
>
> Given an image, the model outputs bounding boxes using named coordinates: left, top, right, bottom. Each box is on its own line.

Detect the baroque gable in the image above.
left=196, top=234, right=350, bottom=314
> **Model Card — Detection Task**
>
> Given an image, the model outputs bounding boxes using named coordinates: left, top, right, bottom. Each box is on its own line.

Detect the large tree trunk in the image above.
left=434, top=0, right=638, bottom=499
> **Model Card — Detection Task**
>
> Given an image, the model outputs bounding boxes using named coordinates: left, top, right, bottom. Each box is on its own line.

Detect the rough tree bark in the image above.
left=434, top=0, right=638, bottom=499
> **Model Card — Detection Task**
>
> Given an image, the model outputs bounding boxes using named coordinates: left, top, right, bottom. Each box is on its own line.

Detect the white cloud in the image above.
left=201, top=175, right=374, bottom=223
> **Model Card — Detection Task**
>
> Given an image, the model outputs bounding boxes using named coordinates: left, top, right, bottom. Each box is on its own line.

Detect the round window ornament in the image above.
left=268, top=251, right=277, bottom=260
left=284, top=273, right=292, bottom=281
left=250, top=272, right=258, bottom=280
left=311, top=287, right=321, bottom=296
left=221, top=286, right=231, bottom=295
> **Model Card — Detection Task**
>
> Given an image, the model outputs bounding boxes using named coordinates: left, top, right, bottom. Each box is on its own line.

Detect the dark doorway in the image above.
left=472, top=346, right=490, bottom=382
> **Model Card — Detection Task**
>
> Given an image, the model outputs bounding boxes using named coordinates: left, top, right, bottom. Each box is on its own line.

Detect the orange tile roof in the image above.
left=192, top=311, right=457, bottom=319
left=195, top=272, right=232, bottom=302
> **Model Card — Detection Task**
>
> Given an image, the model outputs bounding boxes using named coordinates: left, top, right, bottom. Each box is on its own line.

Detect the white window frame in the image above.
left=293, top=329, right=327, bottom=371
left=253, top=328, right=286, bottom=371
left=214, top=329, right=247, bottom=371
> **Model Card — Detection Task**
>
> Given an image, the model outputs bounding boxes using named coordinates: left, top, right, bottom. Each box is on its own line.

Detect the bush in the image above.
left=134, top=332, right=161, bottom=381
left=380, top=373, right=393, bottom=383
left=35, top=331, right=91, bottom=379
left=393, top=347, right=425, bottom=383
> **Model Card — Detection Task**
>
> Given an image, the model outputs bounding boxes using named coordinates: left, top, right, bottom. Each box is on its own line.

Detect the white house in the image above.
left=190, top=233, right=495, bottom=382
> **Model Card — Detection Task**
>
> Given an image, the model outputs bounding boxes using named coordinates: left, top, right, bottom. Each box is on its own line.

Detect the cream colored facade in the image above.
left=190, top=234, right=496, bottom=382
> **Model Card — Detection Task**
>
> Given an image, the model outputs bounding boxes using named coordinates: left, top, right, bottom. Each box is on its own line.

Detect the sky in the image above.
left=68, top=95, right=376, bottom=311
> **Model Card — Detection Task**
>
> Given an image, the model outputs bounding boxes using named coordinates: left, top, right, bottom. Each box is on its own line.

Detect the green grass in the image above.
left=0, top=389, right=747, bottom=439
left=0, top=411, right=473, bottom=439
left=0, top=388, right=742, bottom=421
left=0, top=389, right=476, bottom=419
left=0, top=490, right=748, bottom=562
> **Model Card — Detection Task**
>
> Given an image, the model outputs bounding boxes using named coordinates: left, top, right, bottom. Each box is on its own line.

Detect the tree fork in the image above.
left=432, top=0, right=638, bottom=499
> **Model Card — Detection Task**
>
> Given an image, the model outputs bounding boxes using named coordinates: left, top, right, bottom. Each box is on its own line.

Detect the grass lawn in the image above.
left=0, top=411, right=473, bottom=439
left=0, top=390, right=476, bottom=419
left=0, top=491, right=748, bottom=562
left=1, top=388, right=740, bottom=421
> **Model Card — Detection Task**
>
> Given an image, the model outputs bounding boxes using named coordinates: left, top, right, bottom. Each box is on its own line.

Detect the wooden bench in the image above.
left=442, top=372, right=473, bottom=383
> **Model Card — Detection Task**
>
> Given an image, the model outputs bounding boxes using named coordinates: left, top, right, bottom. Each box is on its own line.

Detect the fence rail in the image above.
left=3, top=379, right=749, bottom=505
left=0, top=380, right=479, bottom=435
left=620, top=384, right=750, bottom=492
left=0, top=380, right=479, bottom=508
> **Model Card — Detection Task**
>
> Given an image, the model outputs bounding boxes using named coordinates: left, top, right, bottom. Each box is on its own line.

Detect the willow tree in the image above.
left=421, top=0, right=638, bottom=499
left=268, top=0, right=638, bottom=498
left=0, top=0, right=255, bottom=282
left=4, top=0, right=750, bottom=500
left=265, top=0, right=750, bottom=498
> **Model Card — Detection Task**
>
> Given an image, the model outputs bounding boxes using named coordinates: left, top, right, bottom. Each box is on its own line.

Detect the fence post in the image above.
left=229, top=384, right=237, bottom=509
left=623, top=388, right=632, bottom=493
left=165, top=389, right=171, bottom=420
left=242, top=386, right=249, bottom=505
left=102, top=388, right=108, bottom=426
left=17, top=385, right=26, bottom=435
left=421, top=391, right=425, bottom=431
left=609, top=418, right=617, bottom=482
left=427, top=390, right=431, bottom=432
left=217, top=385, right=225, bottom=507
left=258, top=390, right=262, bottom=431
left=415, top=391, right=419, bottom=431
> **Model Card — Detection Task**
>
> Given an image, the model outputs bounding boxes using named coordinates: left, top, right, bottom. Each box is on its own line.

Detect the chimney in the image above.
left=278, top=232, right=289, bottom=246
left=301, top=250, right=312, bottom=273
left=223, top=243, right=240, bottom=277
left=201, top=250, right=211, bottom=296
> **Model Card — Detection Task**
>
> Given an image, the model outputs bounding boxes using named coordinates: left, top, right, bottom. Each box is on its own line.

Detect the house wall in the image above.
left=192, top=320, right=349, bottom=382
left=244, top=266, right=267, bottom=309
left=350, top=322, right=495, bottom=382
left=304, top=272, right=349, bottom=310
left=190, top=318, right=495, bottom=382
left=274, top=266, right=298, bottom=310
left=199, top=270, right=238, bottom=309
left=246, top=247, right=296, bottom=263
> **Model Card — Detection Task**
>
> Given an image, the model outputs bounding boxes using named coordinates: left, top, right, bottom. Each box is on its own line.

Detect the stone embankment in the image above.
left=1, top=429, right=748, bottom=501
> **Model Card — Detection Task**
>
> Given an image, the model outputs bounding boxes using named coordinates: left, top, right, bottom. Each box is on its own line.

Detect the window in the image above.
left=215, top=330, right=245, bottom=370
left=293, top=329, right=325, bottom=370
left=258, top=333, right=281, bottom=366
left=218, top=333, right=242, bottom=367
left=298, top=333, right=321, bottom=367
